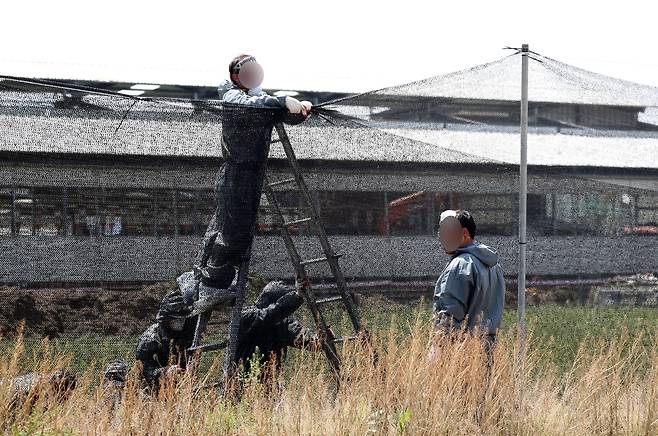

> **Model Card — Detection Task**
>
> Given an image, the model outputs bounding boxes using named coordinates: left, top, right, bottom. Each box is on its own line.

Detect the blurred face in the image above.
left=237, top=59, right=264, bottom=89
left=438, top=216, right=465, bottom=254
left=168, top=318, right=185, bottom=332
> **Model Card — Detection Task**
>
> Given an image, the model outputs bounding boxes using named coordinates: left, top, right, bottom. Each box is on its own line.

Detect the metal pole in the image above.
left=518, top=44, right=529, bottom=356
left=31, top=189, right=36, bottom=236
left=172, top=190, right=180, bottom=273
left=62, top=187, right=69, bottom=236
left=383, top=192, right=390, bottom=236
left=10, top=189, right=16, bottom=236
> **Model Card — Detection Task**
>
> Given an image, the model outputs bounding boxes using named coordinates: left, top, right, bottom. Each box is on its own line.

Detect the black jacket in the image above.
left=134, top=318, right=196, bottom=386
left=236, top=291, right=319, bottom=375
left=197, top=101, right=307, bottom=288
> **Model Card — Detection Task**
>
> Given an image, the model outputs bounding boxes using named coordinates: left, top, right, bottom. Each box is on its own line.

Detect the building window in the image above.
left=0, top=189, right=12, bottom=236
left=318, top=191, right=385, bottom=236
left=636, top=194, right=658, bottom=226
left=0, top=186, right=215, bottom=238
left=621, top=193, right=658, bottom=236
left=104, top=189, right=152, bottom=236
left=65, top=188, right=102, bottom=236
left=257, top=191, right=304, bottom=236
left=33, top=188, right=64, bottom=236
left=177, top=191, right=195, bottom=236
left=175, top=190, right=215, bottom=236
left=387, top=191, right=435, bottom=236
left=196, top=191, right=216, bottom=236
left=453, top=193, right=516, bottom=236
left=153, top=189, right=176, bottom=237
left=4, top=185, right=651, bottom=238
left=538, top=192, right=653, bottom=236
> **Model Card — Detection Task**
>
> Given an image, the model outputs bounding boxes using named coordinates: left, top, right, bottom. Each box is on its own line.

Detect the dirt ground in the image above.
left=0, top=276, right=269, bottom=338
left=0, top=283, right=170, bottom=338
left=1, top=273, right=656, bottom=338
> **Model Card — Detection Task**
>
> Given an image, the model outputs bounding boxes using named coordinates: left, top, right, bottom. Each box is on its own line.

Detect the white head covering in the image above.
left=439, top=209, right=458, bottom=223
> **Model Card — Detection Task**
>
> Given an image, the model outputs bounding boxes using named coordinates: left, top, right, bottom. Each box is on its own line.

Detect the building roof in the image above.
left=379, top=121, right=658, bottom=169
left=1, top=76, right=658, bottom=171
left=379, top=53, right=658, bottom=107
left=0, top=75, right=349, bottom=104
left=640, top=107, right=658, bottom=127
left=0, top=91, right=494, bottom=166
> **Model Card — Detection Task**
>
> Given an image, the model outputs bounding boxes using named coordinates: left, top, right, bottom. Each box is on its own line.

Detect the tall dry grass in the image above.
left=1, top=317, right=657, bottom=435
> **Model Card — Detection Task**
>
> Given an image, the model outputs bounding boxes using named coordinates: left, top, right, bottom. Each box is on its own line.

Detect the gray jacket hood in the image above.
left=454, top=242, right=499, bottom=267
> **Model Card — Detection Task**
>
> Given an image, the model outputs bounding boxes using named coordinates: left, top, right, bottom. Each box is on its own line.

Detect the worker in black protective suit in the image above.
left=101, top=359, right=130, bottom=410
left=195, top=54, right=313, bottom=308
left=233, top=278, right=328, bottom=382
left=134, top=276, right=326, bottom=388
left=134, top=290, right=197, bottom=389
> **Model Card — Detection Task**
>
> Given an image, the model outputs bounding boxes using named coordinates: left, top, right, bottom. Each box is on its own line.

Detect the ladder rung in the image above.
left=270, top=138, right=281, bottom=144
left=332, top=335, right=359, bottom=344
left=315, top=295, right=344, bottom=305
left=268, top=177, right=296, bottom=188
left=284, top=217, right=312, bottom=226
left=300, top=254, right=343, bottom=266
left=187, top=340, right=228, bottom=353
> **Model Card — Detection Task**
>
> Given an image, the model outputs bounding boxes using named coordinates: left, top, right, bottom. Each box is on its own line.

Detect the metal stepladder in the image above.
left=262, top=123, right=367, bottom=377
left=186, top=122, right=368, bottom=384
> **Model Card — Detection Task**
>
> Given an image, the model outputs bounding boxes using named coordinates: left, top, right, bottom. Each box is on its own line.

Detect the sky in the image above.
left=2, top=0, right=658, bottom=93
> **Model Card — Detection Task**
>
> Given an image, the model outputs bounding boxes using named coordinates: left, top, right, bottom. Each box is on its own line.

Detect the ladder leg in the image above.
left=187, top=311, right=211, bottom=373
left=192, top=313, right=210, bottom=348
left=221, top=258, right=250, bottom=380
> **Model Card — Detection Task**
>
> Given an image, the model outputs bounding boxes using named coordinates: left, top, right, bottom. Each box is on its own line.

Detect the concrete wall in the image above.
left=1, top=235, right=656, bottom=284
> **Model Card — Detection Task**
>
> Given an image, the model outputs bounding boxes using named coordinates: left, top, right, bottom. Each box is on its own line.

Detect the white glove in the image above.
left=285, top=96, right=303, bottom=114
left=301, top=101, right=312, bottom=112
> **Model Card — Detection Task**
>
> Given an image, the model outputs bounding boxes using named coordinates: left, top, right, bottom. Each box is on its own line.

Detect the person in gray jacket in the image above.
left=433, top=209, right=505, bottom=344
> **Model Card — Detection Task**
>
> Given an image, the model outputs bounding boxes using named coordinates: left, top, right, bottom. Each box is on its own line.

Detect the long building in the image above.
left=1, top=54, right=657, bottom=285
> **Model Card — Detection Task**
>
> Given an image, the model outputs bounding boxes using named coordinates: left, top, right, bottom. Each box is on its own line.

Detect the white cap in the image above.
left=439, top=209, right=457, bottom=223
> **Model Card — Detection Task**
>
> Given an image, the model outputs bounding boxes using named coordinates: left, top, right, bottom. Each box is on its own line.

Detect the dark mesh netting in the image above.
left=1, top=49, right=657, bottom=371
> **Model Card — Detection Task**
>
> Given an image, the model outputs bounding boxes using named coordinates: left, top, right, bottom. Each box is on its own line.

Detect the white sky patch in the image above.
left=1, top=0, right=658, bottom=93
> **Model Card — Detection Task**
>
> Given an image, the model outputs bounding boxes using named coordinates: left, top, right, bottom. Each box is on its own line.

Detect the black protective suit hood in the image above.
left=254, top=281, right=294, bottom=309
